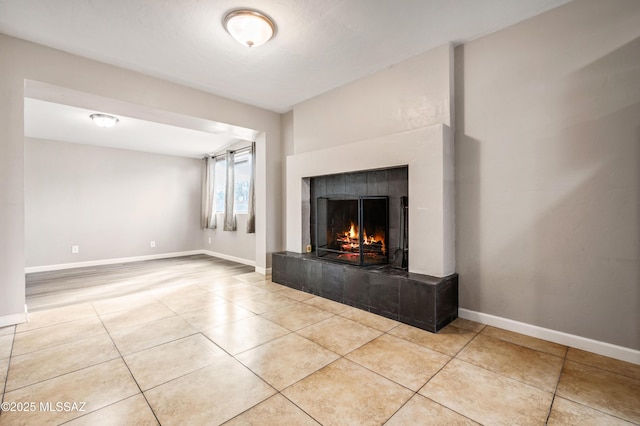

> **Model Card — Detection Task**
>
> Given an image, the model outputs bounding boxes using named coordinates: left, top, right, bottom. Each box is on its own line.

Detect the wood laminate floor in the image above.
left=25, top=255, right=254, bottom=312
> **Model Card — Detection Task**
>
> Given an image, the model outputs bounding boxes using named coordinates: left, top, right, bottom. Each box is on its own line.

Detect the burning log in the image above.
left=336, top=235, right=385, bottom=255
left=332, top=222, right=386, bottom=257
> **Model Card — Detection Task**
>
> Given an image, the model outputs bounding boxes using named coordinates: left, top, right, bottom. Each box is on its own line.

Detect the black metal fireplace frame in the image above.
left=315, top=195, right=389, bottom=267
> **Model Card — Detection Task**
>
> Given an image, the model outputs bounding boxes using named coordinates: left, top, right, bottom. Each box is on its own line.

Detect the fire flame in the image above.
left=339, top=222, right=385, bottom=254
left=346, top=223, right=357, bottom=239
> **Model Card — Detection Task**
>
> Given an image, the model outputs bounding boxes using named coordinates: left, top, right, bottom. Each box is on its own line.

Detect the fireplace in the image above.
left=316, top=196, right=388, bottom=266
left=276, top=126, right=458, bottom=333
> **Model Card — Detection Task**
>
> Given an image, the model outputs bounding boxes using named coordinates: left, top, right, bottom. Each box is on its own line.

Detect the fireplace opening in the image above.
left=316, top=196, right=388, bottom=266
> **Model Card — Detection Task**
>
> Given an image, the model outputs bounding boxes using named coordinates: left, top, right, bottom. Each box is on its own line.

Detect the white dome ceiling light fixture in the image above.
left=223, top=9, right=276, bottom=48
left=90, top=113, right=119, bottom=128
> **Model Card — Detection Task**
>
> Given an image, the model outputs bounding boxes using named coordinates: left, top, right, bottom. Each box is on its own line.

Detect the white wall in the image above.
left=0, top=34, right=282, bottom=326
left=24, top=138, right=202, bottom=267
left=456, top=0, right=640, bottom=350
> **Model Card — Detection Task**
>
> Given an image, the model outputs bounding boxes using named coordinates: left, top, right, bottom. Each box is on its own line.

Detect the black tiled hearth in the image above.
left=272, top=252, right=458, bottom=333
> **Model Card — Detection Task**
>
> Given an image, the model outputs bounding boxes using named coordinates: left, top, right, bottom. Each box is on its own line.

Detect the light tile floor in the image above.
left=1, top=268, right=639, bottom=425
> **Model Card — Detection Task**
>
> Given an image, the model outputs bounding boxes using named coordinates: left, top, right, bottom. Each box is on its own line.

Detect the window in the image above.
left=213, top=151, right=252, bottom=213
left=233, top=151, right=251, bottom=213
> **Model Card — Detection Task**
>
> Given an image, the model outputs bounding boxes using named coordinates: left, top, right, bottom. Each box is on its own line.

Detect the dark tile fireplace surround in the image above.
left=273, top=167, right=458, bottom=333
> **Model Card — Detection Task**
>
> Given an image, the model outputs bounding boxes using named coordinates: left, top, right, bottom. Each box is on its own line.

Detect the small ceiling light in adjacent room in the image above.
left=90, top=113, right=119, bottom=128
left=223, top=9, right=276, bottom=48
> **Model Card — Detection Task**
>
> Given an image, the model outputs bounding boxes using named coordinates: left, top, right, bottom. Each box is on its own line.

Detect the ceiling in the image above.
left=2, top=0, right=572, bottom=157
left=24, top=98, right=253, bottom=158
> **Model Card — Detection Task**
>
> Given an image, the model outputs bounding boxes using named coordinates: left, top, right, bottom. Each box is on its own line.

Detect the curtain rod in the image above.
left=205, top=144, right=252, bottom=160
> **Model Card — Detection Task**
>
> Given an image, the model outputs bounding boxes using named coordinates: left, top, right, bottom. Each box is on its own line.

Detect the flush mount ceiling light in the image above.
left=223, top=9, right=276, bottom=48
left=90, top=113, right=119, bottom=128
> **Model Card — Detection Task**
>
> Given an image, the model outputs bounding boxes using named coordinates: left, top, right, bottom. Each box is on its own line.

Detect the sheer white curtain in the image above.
left=223, top=150, right=237, bottom=231
left=246, top=142, right=256, bottom=233
left=200, top=156, right=217, bottom=229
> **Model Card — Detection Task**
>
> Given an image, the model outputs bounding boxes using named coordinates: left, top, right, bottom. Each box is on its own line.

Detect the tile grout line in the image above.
left=276, top=392, right=323, bottom=425
left=479, top=329, right=568, bottom=359
left=544, top=346, right=569, bottom=425
left=549, top=351, right=640, bottom=425
left=13, top=315, right=96, bottom=335
left=0, top=326, right=17, bottom=418
left=0, top=302, right=479, bottom=425
left=410, top=327, right=481, bottom=419
left=4, top=326, right=117, bottom=395
left=380, top=325, right=486, bottom=424
left=2, top=353, right=123, bottom=395
left=564, top=356, right=640, bottom=382
left=365, top=324, right=484, bottom=425
left=454, top=333, right=569, bottom=396
left=381, top=392, right=415, bottom=425
left=278, top=356, right=347, bottom=424
left=17, top=262, right=638, bottom=424
left=449, top=355, right=561, bottom=398
left=341, top=341, right=423, bottom=426
left=94, top=304, right=164, bottom=426
left=3, top=308, right=157, bottom=423
left=8, top=319, right=205, bottom=393
left=7, top=332, right=106, bottom=359
left=198, top=321, right=309, bottom=425
left=212, top=291, right=333, bottom=424
left=287, top=318, right=479, bottom=424
left=283, top=317, right=471, bottom=389
left=218, top=312, right=345, bottom=425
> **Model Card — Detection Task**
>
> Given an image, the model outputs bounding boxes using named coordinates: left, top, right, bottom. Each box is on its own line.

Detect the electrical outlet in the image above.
left=150, top=241, right=156, bottom=248
left=71, top=245, right=79, bottom=254
left=208, top=237, right=212, bottom=244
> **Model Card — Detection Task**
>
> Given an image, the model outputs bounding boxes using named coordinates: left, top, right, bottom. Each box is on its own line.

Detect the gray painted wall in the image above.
left=455, top=0, right=640, bottom=349
left=203, top=214, right=256, bottom=262
left=24, top=138, right=202, bottom=267
left=201, top=140, right=256, bottom=262
left=292, top=44, right=453, bottom=154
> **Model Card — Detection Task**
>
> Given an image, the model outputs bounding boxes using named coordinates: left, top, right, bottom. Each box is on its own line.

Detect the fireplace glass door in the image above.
left=316, top=196, right=388, bottom=266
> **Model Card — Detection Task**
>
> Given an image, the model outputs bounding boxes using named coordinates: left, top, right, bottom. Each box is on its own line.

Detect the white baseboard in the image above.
left=255, top=266, right=272, bottom=276
left=200, top=250, right=256, bottom=267
left=196, top=250, right=269, bottom=275
left=25, top=250, right=260, bottom=274
left=459, top=308, right=640, bottom=365
left=0, top=305, right=28, bottom=328
left=25, top=250, right=204, bottom=273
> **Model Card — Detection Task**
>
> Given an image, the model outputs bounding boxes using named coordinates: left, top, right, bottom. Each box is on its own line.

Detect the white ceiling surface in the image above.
left=24, top=98, right=249, bottom=159
left=1, top=0, right=571, bottom=113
